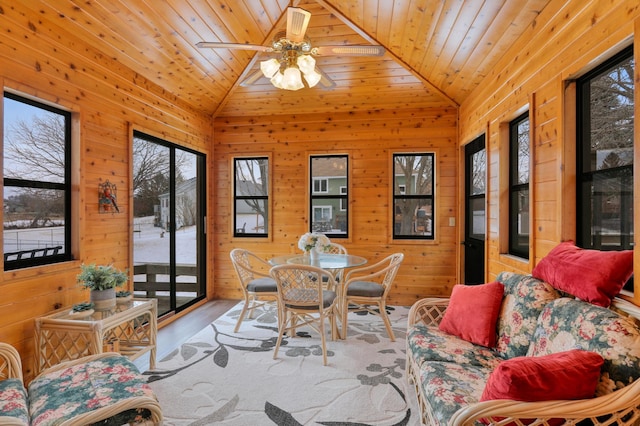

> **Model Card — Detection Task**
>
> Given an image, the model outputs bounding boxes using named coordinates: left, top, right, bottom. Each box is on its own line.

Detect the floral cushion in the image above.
left=28, top=355, right=156, bottom=426
left=0, top=378, right=29, bottom=425
left=407, top=325, right=503, bottom=369
left=419, top=361, right=489, bottom=426
left=527, top=298, right=640, bottom=395
left=495, top=272, right=560, bottom=359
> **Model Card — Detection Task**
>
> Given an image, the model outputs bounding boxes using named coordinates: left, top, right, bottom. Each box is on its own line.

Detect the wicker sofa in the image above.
left=406, top=271, right=640, bottom=426
left=0, top=343, right=162, bottom=425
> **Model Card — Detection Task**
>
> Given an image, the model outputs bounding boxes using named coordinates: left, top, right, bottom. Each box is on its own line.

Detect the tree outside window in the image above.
left=234, top=157, right=269, bottom=237
left=509, top=112, right=530, bottom=258
left=3, top=92, right=72, bottom=270
left=393, top=153, right=435, bottom=239
left=577, top=46, right=633, bottom=251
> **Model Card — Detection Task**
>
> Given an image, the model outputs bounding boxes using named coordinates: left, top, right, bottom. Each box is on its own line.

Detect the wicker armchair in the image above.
left=230, top=248, right=279, bottom=332
left=0, top=343, right=162, bottom=425
left=406, top=297, right=640, bottom=426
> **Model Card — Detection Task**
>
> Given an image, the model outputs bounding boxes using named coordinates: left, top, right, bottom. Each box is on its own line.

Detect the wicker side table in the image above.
left=34, top=298, right=157, bottom=374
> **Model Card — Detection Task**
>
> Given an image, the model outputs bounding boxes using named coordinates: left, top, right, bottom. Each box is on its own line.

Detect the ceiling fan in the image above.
left=196, top=7, right=385, bottom=91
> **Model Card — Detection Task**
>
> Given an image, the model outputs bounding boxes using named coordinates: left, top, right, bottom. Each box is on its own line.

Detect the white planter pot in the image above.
left=90, top=287, right=116, bottom=311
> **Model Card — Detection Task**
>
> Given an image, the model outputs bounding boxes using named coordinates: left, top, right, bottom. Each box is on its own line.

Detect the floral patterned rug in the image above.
left=144, top=301, right=421, bottom=425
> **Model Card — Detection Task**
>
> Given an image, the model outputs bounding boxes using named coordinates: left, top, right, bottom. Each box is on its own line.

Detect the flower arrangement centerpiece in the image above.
left=298, top=232, right=331, bottom=258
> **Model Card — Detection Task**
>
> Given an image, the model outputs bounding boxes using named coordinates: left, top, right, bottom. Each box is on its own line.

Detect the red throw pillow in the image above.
left=479, top=350, right=603, bottom=425
left=438, top=281, right=504, bottom=347
left=532, top=241, right=633, bottom=307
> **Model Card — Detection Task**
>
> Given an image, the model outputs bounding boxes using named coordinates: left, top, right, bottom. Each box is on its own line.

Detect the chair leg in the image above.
left=234, top=296, right=251, bottom=333
left=319, top=312, right=328, bottom=366
left=378, top=301, right=395, bottom=341
left=341, top=299, right=349, bottom=340
left=273, top=310, right=289, bottom=360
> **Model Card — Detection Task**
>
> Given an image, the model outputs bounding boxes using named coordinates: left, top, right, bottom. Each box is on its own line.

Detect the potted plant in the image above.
left=77, top=264, right=128, bottom=310
left=70, top=301, right=95, bottom=318
left=116, top=290, right=133, bottom=304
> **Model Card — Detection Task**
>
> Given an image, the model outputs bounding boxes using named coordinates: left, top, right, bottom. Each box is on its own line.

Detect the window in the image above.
left=577, top=46, right=633, bottom=251
left=3, top=92, right=72, bottom=270
left=509, top=112, right=530, bottom=258
left=313, top=178, right=328, bottom=193
left=309, top=155, right=348, bottom=236
left=393, top=153, right=435, bottom=239
left=234, top=157, right=269, bottom=237
left=133, top=131, right=207, bottom=315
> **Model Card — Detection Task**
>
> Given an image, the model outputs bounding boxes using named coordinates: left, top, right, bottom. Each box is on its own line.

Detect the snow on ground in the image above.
left=133, top=216, right=198, bottom=264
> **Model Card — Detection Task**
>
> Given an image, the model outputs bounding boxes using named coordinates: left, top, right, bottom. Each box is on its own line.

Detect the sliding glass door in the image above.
left=132, top=131, right=206, bottom=316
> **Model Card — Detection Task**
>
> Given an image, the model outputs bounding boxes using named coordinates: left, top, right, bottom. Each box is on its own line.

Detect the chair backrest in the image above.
left=324, top=243, right=348, bottom=255
left=270, top=264, right=336, bottom=309
left=230, top=248, right=270, bottom=287
left=345, top=253, right=404, bottom=295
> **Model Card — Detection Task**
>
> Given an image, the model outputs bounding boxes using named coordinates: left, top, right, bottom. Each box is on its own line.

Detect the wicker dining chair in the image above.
left=323, top=243, right=347, bottom=255
left=341, top=253, right=404, bottom=341
left=320, top=242, right=348, bottom=283
left=230, top=248, right=279, bottom=332
left=270, top=264, right=338, bottom=366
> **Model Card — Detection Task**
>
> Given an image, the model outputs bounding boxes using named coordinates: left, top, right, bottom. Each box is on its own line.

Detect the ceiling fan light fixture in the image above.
left=296, top=54, right=316, bottom=74
left=260, top=58, right=281, bottom=78
left=281, top=66, right=304, bottom=91
left=270, top=71, right=284, bottom=89
left=303, top=68, right=322, bottom=88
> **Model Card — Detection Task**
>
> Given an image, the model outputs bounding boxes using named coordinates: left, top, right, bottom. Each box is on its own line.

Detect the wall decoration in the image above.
left=99, top=180, right=120, bottom=213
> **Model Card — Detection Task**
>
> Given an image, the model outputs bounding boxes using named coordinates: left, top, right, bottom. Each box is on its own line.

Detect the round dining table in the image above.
left=269, top=253, right=367, bottom=340
left=269, top=253, right=367, bottom=269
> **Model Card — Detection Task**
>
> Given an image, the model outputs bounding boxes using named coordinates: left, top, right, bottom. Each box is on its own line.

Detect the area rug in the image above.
left=144, top=301, right=421, bottom=425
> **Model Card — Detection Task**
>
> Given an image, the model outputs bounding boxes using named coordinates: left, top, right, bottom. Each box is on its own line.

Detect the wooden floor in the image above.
left=135, top=298, right=239, bottom=371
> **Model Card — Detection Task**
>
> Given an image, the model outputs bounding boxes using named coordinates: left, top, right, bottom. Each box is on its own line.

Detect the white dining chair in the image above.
left=230, top=248, right=279, bottom=332
left=341, top=253, right=404, bottom=341
left=270, top=264, right=338, bottom=366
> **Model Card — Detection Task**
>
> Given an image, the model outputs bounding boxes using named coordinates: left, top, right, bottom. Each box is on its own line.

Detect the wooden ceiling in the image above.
left=33, top=0, right=552, bottom=117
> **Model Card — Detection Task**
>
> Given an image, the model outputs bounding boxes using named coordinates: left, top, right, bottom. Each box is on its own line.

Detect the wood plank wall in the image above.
left=0, top=3, right=213, bottom=379
left=459, top=0, right=640, bottom=304
left=212, top=109, right=460, bottom=306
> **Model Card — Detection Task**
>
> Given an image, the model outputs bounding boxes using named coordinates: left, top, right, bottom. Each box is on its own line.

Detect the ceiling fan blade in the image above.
left=286, top=7, right=311, bottom=43
left=313, top=45, right=385, bottom=57
left=318, top=69, right=336, bottom=89
left=196, top=41, right=273, bottom=52
left=239, top=69, right=265, bottom=87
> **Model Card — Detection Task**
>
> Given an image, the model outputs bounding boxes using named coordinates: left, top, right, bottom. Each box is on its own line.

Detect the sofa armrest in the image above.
left=0, top=343, right=23, bottom=383
left=407, top=297, right=449, bottom=328
left=449, top=377, right=640, bottom=425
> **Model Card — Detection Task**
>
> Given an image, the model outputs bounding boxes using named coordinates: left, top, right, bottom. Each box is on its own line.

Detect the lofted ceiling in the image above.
left=33, top=0, right=552, bottom=118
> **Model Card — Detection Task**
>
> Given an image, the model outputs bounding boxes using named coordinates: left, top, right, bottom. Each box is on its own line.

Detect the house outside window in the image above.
left=393, top=153, right=435, bottom=239
left=3, top=92, right=72, bottom=270
left=234, top=157, right=269, bottom=237
left=577, top=46, right=633, bottom=252
left=509, top=112, right=530, bottom=258
left=309, top=155, right=348, bottom=236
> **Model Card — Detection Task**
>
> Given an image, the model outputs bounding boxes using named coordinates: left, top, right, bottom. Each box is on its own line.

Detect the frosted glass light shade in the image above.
left=297, top=55, right=316, bottom=74
left=303, top=69, right=322, bottom=87
left=281, top=67, right=304, bottom=91
left=260, top=58, right=281, bottom=78
left=270, top=71, right=284, bottom=89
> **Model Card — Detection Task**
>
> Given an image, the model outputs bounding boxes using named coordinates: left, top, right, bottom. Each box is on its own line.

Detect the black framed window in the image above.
left=3, top=92, right=72, bottom=270
left=509, top=112, right=530, bottom=258
left=234, top=157, right=269, bottom=237
left=577, top=46, right=633, bottom=251
left=393, top=153, right=435, bottom=239
left=309, top=155, right=348, bottom=237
